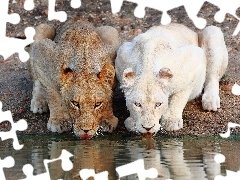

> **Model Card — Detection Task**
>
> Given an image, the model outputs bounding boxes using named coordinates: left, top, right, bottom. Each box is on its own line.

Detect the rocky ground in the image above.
left=0, top=0, right=240, bottom=137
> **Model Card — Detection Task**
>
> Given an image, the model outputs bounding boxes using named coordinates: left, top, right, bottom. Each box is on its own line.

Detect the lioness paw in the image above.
left=161, top=118, right=183, bottom=131
left=101, top=116, right=118, bottom=132
left=30, top=95, right=48, bottom=114
left=30, top=80, right=48, bottom=114
left=202, top=91, right=220, bottom=111
left=47, top=118, right=72, bottom=133
left=124, top=117, right=136, bottom=132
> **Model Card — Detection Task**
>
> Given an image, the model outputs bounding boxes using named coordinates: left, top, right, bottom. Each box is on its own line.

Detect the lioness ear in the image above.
left=158, top=68, right=173, bottom=86
left=159, top=68, right=173, bottom=79
left=34, top=24, right=56, bottom=43
left=96, top=26, right=120, bottom=50
left=122, top=68, right=136, bottom=88
left=60, top=63, right=75, bottom=83
left=98, top=64, right=115, bottom=87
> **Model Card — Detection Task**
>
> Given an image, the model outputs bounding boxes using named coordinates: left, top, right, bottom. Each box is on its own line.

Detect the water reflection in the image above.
left=1, top=136, right=240, bottom=180
left=48, top=140, right=117, bottom=180
left=44, top=138, right=231, bottom=180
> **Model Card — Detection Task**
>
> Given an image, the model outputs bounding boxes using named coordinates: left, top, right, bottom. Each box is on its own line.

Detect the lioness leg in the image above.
left=161, top=88, right=192, bottom=131
left=29, top=24, right=55, bottom=114
left=124, top=117, right=136, bottom=132
left=198, top=26, right=228, bottom=111
left=101, top=115, right=118, bottom=133
left=30, top=80, right=48, bottom=113
left=100, top=103, right=118, bottom=132
left=46, top=88, right=72, bottom=133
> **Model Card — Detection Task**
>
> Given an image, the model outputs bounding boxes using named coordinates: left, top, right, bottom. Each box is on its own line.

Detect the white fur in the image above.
left=115, top=23, right=228, bottom=134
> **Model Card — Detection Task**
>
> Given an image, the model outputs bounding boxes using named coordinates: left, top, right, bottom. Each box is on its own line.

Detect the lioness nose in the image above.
left=141, top=124, right=155, bottom=132
left=83, top=129, right=89, bottom=133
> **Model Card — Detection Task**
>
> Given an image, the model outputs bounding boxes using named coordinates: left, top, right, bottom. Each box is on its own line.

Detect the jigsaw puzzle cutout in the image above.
left=24, top=0, right=34, bottom=11
left=110, top=0, right=206, bottom=28
left=80, top=159, right=158, bottom=180
left=47, top=0, right=67, bottom=22
left=219, top=122, right=240, bottom=138
left=214, top=153, right=240, bottom=180
left=0, top=101, right=27, bottom=150
left=71, top=0, right=82, bottom=9
left=216, top=119, right=240, bottom=179
left=116, top=159, right=158, bottom=179
left=110, top=0, right=240, bottom=34
left=214, top=153, right=225, bottom=164
left=0, top=0, right=240, bottom=179
left=216, top=83, right=240, bottom=180
left=215, top=170, right=240, bottom=180
left=232, top=83, right=240, bottom=95
left=206, top=0, right=240, bottom=36
left=79, top=169, right=108, bottom=180
left=0, top=0, right=35, bottom=62
left=0, top=156, right=15, bottom=180
left=21, top=149, right=73, bottom=180
left=0, top=0, right=82, bottom=62
left=24, top=0, right=81, bottom=22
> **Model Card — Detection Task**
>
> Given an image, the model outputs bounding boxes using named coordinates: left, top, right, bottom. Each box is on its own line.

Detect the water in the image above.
left=1, top=135, right=240, bottom=180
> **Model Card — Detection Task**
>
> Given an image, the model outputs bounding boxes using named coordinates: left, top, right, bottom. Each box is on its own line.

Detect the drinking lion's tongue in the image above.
left=80, top=134, right=93, bottom=139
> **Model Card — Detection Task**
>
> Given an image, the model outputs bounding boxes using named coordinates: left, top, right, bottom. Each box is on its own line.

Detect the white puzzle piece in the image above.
left=0, top=0, right=35, bottom=62
left=21, top=149, right=73, bottom=180
left=219, top=122, right=240, bottom=138
left=0, top=1, right=239, bottom=180
left=0, top=0, right=82, bottom=62
left=110, top=0, right=240, bottom=34
left=79, top=169, right=108, bottom=180
left=24, top=0, right=34, bottom=11
left=116, top=159, right=158, bottom=180
left=232, top=83, right=240, bottom=96
left=0, top=156, right=15, bottom=180
left=0, top=102, right=28, bottom=150
left=71, top=0, right=81, bottom=9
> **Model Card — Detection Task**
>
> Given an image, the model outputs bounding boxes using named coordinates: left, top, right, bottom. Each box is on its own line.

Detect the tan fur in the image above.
left=29, top=18, right=119, bottom=138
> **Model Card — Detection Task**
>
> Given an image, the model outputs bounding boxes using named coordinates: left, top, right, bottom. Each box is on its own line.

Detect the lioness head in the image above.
left=60, top=64, right=116, bottom=139
left=122, top=67, right=173, bottom=136
left=31, top=19, right=119, bottom=139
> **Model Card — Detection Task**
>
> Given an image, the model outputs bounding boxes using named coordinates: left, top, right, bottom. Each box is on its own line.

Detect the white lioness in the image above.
left=115, top=24, right=228, bottom=136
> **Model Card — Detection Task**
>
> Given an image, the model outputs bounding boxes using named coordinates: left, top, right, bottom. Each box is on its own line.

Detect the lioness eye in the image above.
left=71, top=100, right=80, bottom=109
left=94, top=102, right=102, bottom=109
left=155, top=102, right=162, bottom=108
left=64, top=67, right=73, bottom=73
left=134, top=102, right=142, bottom=108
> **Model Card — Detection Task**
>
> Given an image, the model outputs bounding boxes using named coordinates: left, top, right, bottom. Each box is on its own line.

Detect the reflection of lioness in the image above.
left=116, top=24, right=228, bottom=135
left=28, top=18, right=119, bottom=139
